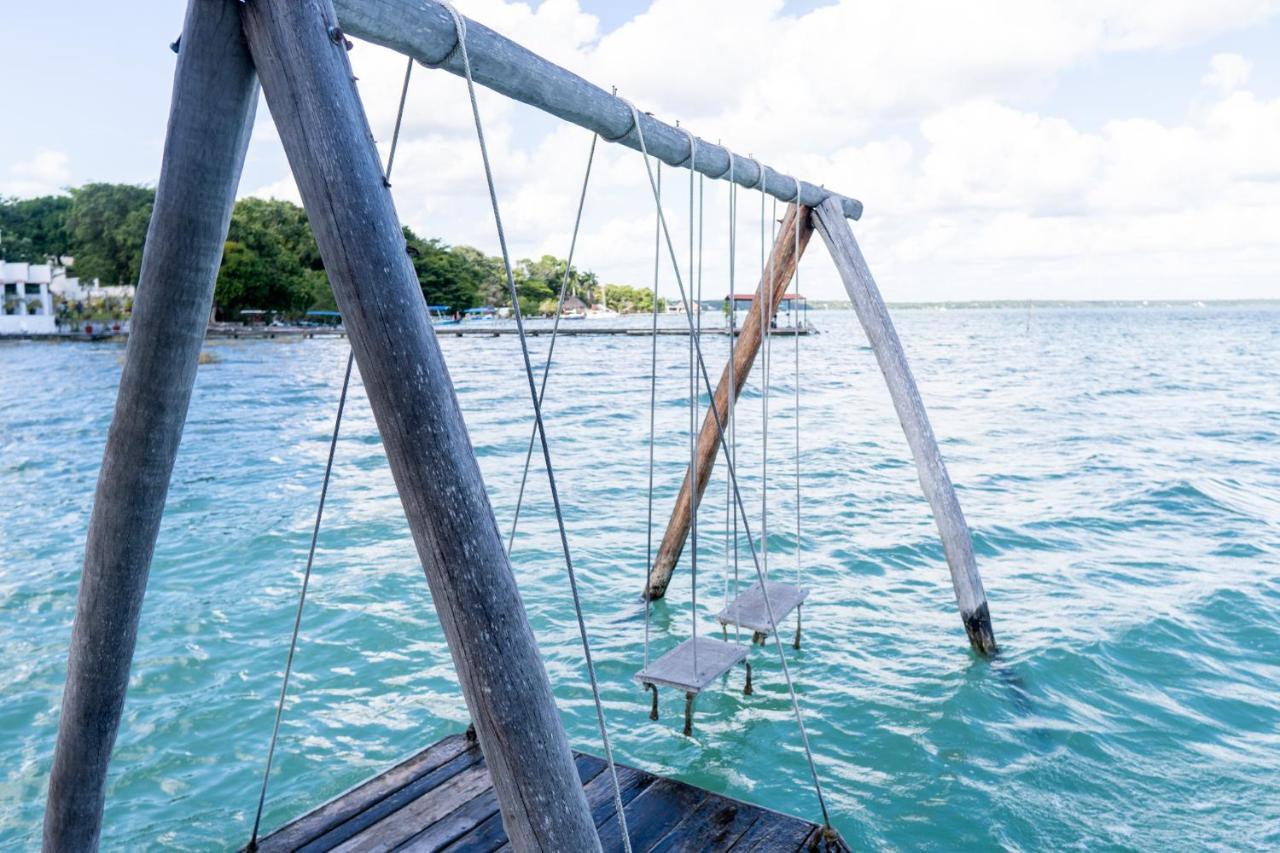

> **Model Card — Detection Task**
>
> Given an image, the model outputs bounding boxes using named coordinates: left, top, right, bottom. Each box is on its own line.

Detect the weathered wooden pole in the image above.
left=238, top=1, right=599, bottom=849
left=647, top=203, right=812, bottom=599
left=811, top=198, right=997, bottom=655
left=42, top=2, right=259, bottom=849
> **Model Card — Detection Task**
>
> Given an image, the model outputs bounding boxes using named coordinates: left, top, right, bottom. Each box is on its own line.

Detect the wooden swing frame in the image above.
left=42, top=0, right=994, bottom=849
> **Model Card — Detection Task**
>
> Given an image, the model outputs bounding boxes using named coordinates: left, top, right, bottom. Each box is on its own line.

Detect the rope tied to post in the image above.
left=442, top=3, right=633, bottom=847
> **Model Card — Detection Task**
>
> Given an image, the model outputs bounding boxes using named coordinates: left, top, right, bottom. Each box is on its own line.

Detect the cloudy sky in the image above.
left=6, top=0, right=1279, bottom=301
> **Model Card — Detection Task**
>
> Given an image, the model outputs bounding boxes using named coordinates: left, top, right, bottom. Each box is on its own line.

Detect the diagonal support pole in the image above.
left=811, top=197, right=997, bottom=655
left=238, top=0, right=599, bottom=848
left=647, top=202, right=812, bottom=599
left=42, top=2, right=260, bottom=849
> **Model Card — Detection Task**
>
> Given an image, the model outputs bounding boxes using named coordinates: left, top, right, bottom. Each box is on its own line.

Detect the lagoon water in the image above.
left=2, top=306, right=1279, bottom=850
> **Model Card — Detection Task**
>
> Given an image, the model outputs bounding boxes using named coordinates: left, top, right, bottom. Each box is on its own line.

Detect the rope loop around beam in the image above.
left=750, top=158, right=768, bottom=192
left=711, top=149, right=737, bottom=180
left=677, top=126, right=699, bottom=168
left=420, top=0, right=465, bottom=67
left=602, top=98, right=638, bottom=143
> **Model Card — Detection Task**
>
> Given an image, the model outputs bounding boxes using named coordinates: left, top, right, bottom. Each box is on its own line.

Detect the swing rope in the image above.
left=441, top=4, right=632, bottom=848
left=248, top=349, right=354, bottom=849
left=247, top=54, right=417, bottom=848
left=506, top=131, right=600, bottom=555
left=680, top=125, right=702, bottom=673
left=792, top=178, right=803, bottom=592
left=625, top=100, right=831, bottom=828
left=642, top=161, right=661, bottom=668
left=754, top=160, right=773, bottom=586
left=723, top=153, right=741, bottom=644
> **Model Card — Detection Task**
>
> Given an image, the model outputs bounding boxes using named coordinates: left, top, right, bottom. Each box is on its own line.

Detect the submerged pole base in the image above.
left=962, top=601, right=998, bottom=656
left=743, top=661, right=753, bottom=696
left=645, top=683, right=659, bottom=721
left=683, top=692, right=695, bottom=737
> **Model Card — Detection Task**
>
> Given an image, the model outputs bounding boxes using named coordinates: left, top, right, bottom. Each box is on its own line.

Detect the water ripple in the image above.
left=1, top=306, right=1278, bottom=849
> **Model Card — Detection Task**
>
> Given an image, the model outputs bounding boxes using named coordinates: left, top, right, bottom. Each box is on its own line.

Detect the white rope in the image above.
left=643, top=160, right=661, bottom=667
left=723, top=153, right=741, bottom=644
left=249, top=54, right=419, bottom=845
left=679, top=125, right=700, bottom=674
left=754, top=159, right=772, bottom=586
left=792, top=178, right=803, bottom=590
left=383, top=57, right=413, bottom=184
left=626, top=100, right=832, bottom=828
left=506, top=132, right=599, bottom=555
left=249, top=349, right=354, bottom=848
left=441, top=5, right=632, bottom=847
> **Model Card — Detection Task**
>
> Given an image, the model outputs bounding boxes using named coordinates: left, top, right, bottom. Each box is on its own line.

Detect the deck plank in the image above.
left=333, top=761, right=494, bottom=852
left=647, top=792, right=760, bottom=851
left=596, top=777, right=708, bottom=852
left=296, top=749, right=484, bottom=853
left=728, top=810, right=820, bottom=851
left=253, top=735, right=471, bottom=853
left=256, top=735, right=845, bottom=852
left=487, top=761, right=656, bottom=852
left=402, top=754, right=606, bottom=852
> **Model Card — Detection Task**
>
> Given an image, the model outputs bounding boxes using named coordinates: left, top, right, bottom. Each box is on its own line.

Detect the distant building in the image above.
left=49, top=268, right=134, bottom=303
left=1, top=261, right=55, bottom=334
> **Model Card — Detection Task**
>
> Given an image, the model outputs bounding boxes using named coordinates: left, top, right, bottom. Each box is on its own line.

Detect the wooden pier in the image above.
left=251, top=733, right=848, bottom=852
left=0, top=325, right=815, bottom=344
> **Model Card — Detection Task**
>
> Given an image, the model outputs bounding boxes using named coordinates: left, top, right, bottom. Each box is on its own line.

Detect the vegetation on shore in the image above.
left=1, top=184, right=647, bottom=319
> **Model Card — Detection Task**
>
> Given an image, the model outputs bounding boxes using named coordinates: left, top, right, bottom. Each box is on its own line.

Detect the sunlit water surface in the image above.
left=2, top=306, right=1279, bottom=849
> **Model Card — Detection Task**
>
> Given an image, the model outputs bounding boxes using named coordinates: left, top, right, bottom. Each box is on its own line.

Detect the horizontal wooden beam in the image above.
left=331, top=0, right=863, bottom=220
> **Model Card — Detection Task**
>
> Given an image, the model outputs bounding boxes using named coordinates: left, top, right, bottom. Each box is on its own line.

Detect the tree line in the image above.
left=0, top=183, right=646, bottom=318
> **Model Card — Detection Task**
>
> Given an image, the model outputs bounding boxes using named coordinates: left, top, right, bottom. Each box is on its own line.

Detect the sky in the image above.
left=4, top=0, right=1280, bottom=302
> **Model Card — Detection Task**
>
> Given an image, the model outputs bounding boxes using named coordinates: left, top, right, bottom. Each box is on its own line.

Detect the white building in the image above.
left=1, top=261, right=56, bottom=334
left=49, top=269, right=133, bottom=303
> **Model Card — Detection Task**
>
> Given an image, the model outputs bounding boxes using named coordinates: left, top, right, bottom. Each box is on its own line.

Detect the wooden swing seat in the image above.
left=718, top=580, right=809, bottom=637
left=634, top=636, right=749, bottom=694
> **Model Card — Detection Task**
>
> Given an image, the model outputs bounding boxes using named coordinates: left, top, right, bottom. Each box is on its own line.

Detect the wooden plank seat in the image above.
left=634, top=637, right=751, bottom=735
left=249, top=732, right=850, bottom=852
left=717, top=580, right=808, bottom=645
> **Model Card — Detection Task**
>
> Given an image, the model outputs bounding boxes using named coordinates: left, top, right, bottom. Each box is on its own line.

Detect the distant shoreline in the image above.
left=873, top=299, right=1280, bottom=310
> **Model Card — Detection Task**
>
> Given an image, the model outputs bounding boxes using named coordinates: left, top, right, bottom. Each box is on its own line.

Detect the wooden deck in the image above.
left=251, top=733, right=848, bottom=852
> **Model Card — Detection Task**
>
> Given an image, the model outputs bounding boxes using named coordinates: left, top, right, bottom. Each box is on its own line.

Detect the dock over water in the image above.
left=251, top=733, right=848, bottom=852
left=1, top=324, right=815, bottom=344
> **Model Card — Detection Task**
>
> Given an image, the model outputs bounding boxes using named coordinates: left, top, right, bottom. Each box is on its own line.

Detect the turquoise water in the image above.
left=2, top=306, right=1279, bottom=849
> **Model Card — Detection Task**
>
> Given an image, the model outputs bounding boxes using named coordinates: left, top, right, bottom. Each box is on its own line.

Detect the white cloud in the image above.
left=1202, top=53, right=1252, bottom=94
left=239, top=0, right=1280, bottom=301
left=2, top=149, right=71, bottom=197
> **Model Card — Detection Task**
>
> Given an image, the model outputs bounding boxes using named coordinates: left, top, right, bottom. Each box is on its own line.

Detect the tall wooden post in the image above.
left=647, top=203, right=812, bottom=599
left=42, top=2, right=259, bottom=849
left=238, top=1, right=599, bottom=849
left=811, top=198, right=997, bottom=655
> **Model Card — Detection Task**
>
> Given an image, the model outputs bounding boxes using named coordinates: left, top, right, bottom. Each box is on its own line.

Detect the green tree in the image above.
left=0, top=195, right=73, bottom=262
left=403, top=227, right=484, bottom=313
left=66, top=183, right=154, bottom=285
left=453, top=245, right=505, bottom=307
left=215, top=198, right=321, bottom=316
left=602, top=283, right=653, bottom=313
